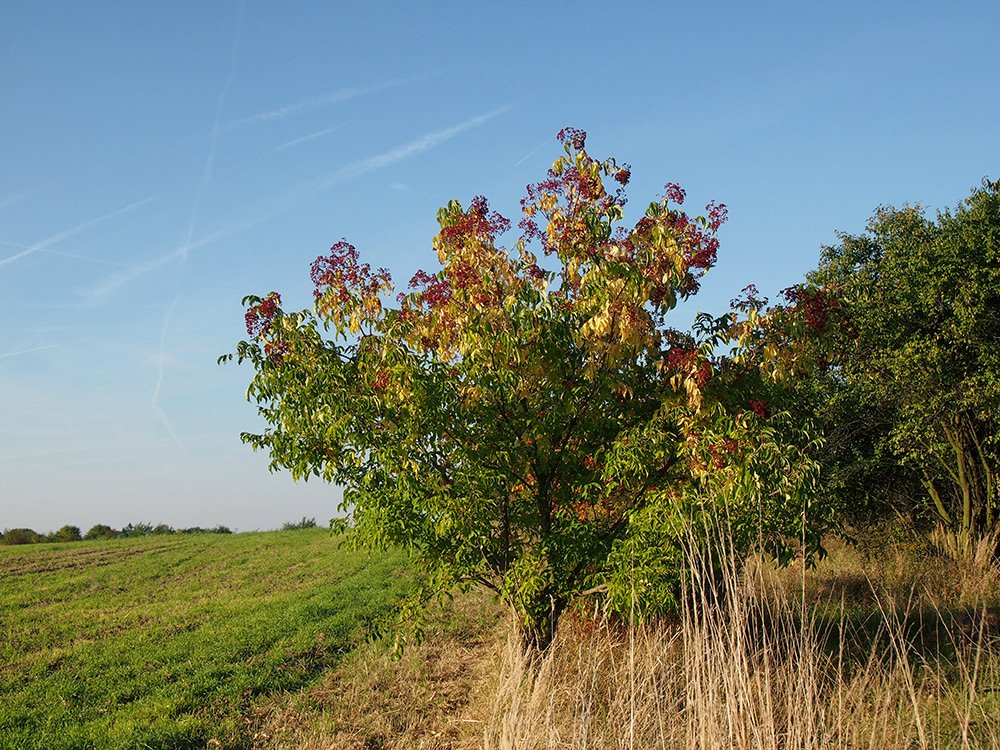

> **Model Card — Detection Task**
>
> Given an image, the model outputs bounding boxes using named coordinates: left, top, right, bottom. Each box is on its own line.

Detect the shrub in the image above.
left=281, top=517, right=318, bottom=531
left=1, top=528, right=43, bottom=545
left=84, top=524, right=117, bottom=540
left=48, top=525, right=82, bottom=542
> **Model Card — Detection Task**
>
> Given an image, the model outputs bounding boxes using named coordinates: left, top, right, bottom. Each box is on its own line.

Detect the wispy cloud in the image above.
left=39, top=248, right=149, bottom=271
left=0, top=195, right=159, bottom=270
left=0, top=344, right=60, bottom=359
left=78, top=226, right=235, bottom=303
left=223, top=73, right=436, bottom=131
left=80, top=106, right=512, bottom=302
left=514, top=139, right=549, bottom=167
left=151, top=1, right=245, bottom=461
left=150, top=298, right=190, bottom=460
left=314, top=105, right=512, bottom=189
left=277, top=122, right=347, bottom=151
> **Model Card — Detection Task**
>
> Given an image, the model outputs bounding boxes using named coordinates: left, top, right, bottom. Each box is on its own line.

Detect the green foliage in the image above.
left=122, top=521, right=155, bottom=537
left=48, top=525, right=82, bottom=542
left=282, top=516, right=319, bottom=530
left=763, top=179, right=1000, bottom=541
left=0, top=529, right=410, bottom=749
left=84, top=524, right=117, bottom=540
left=231, top=130, right=828, bottom=648
left=1, top=528, right=43, bottom=545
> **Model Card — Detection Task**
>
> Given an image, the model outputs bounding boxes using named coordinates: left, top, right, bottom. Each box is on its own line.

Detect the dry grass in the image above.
left=483, top=533, right=1000, bottom=749
left=251, top=589, right=505, bottom=750
left=255, top=528, right=1000, bottom=749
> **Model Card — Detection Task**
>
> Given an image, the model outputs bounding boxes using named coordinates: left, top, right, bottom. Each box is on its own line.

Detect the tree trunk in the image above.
left=519, top=596, right=566, bottom=653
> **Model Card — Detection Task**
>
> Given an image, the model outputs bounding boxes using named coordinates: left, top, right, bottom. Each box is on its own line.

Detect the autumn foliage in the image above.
left=232, top=129, right=826, bottom=648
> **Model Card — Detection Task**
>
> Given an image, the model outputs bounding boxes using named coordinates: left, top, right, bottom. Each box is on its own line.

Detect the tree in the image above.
left=84, top=524, right=117, bottom=540
left=754, top=179, right=1000, bottom=543
left=1, top=528, right=43, bottom=545
left=49, top=525, right=82, bottom=542
left=230, top=129, right=827, bottom=649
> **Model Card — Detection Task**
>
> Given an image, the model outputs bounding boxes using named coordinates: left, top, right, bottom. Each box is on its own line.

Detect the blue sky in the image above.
left=2, top=1, right=998, bottom=533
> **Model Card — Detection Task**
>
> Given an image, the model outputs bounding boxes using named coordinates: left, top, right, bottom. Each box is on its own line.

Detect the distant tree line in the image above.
left=0, top=523, right=233, bottom=545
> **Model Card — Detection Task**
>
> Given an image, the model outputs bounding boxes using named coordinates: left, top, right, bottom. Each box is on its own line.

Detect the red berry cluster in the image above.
left=245, top=292, right=282, bottom=337
left=665, top=346, right=712, bottom=386
left=369, top=369, right=390, bottom=390
left=310, top=240, right=391, bottom=307
left=663, top=182, right=686, bottom=205
left=438, top=195, right=511, bottom=249
left=408, top=269, right=453, bottom=309
left=731, top=284, right=766, bottom=312
left=706, top=201, right=728, bottom=231
left=781, top=285, right=839, bottom=333
left=556, top=126, right=587, bottom=151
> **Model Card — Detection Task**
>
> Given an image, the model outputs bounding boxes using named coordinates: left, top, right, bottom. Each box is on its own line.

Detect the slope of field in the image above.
left=0, top=530, right=409, bottom=750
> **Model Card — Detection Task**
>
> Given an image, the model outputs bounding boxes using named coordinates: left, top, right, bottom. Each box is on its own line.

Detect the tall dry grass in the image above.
left=253, top=528, right=999, bottom=749
left=482, top=534, right=1000, bottom=750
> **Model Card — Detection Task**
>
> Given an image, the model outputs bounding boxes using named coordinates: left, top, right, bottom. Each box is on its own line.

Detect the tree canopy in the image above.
left=752, top=179, right=1000, bottom=542
left=231, top=129, right=827, bottom=648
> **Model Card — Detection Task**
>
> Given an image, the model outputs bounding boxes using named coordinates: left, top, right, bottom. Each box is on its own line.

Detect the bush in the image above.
left=48, top=525, right=82, bottom=542
left=281, top=517, right=318, bottom=531
left=1, top=528, right=43, bottom=545
left=84, top=524, right=117, bottom=540
left=121, top=522, right=154, bottom=537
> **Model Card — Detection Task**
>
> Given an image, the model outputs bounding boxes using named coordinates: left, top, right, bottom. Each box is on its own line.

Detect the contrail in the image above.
left=40, top=248, right=148, bottom=271
left=0, top=195, right=158, bottom=270
left=316, top=105, right=513, bottom=189
left=0, top=344, right=60, bottom=359
left=222, top=73, right=436, bottom=130
left=277, top=122, right=347, bottom=151
left=81, top=223, right=253, bottom=302
left=514, top=139, right=549, bottom=167
left=151, top=0, right=244, bottom=459
left=178, top=2, right=245, bottom=264
left=149, top=295, right=190, bottom=460
left=82, top=106, right=513, bottom=301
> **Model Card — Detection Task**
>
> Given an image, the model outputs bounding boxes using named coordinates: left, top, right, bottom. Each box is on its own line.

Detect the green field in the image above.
left=0, top=530, right=409, bottom=749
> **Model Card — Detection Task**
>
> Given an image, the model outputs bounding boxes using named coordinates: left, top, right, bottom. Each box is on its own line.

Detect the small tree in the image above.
left=84, top=524, right=117, bottom=540
left=749, top=179, right=1000, bottom=543
left=231, top=129, right=827, bottom=648
left=49, top=525, right=82, bottom=542
left=1, top=528, right=43, bottom=545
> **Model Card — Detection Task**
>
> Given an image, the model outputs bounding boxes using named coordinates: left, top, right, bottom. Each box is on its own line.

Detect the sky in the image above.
left=2, top=1, right=998, bottom=533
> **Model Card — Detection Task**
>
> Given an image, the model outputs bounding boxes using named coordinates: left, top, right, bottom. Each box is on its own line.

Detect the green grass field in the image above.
left=0, top=530, right=410, bottom=750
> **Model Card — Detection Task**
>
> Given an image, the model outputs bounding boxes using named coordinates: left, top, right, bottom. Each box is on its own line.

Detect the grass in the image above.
left=250, top=528, right=1000, bottom=749
left=478, top=533, right=1000, bottom=750
left=5, top=524, right=1000, bottom=749
left=0, top=529, right=410, bottom=749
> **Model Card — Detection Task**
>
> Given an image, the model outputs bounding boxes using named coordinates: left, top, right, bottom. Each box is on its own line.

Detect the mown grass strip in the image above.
left=0, top=529, right=410, bottom=749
